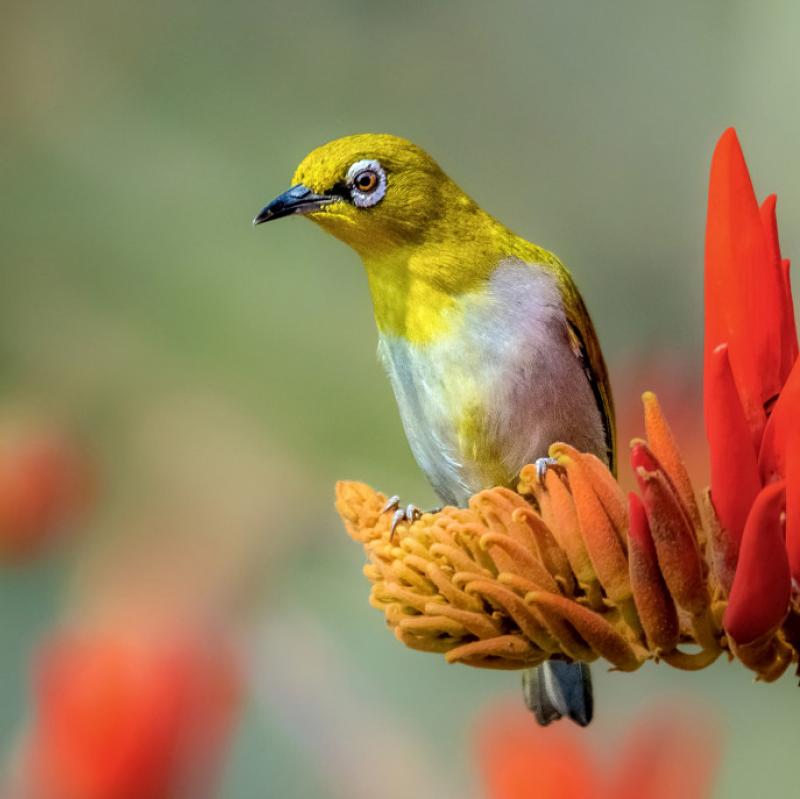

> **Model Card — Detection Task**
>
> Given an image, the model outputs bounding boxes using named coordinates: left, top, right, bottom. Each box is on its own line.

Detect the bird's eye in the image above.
left=347, top=159, right=387, bottom=208
left=355, top=170, right=379, bottom=192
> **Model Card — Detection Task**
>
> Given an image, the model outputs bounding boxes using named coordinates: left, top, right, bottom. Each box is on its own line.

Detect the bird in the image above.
left=254, top=133, right=615, bottom=726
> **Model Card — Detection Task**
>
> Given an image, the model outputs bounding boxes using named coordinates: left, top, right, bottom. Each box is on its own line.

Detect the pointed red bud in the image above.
left=724, top=481, right=790, bottom=645
left=705, top=344, right=761, bottom=551
left=630, top=440, right=694, bottom=533
left=759, top=355, right=800, bottom=483
left=705, top=128, right=784, bottom=446
left=759, top=196, right=798, bottom=384
left=630, top=439, right=662, bottom=474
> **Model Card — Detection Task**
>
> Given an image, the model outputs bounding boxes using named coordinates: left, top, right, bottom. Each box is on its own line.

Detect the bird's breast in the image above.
left=377, top=260, right=605, bottom=506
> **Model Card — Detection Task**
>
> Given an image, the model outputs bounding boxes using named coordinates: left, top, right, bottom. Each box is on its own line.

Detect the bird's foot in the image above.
left=381, top=495, right=423, bottom=538
left=535, top=456, right=559, bottom=483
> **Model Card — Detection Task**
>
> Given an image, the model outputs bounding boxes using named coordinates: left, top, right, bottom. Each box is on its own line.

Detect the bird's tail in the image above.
left=522, top=662, right=593, bottom=727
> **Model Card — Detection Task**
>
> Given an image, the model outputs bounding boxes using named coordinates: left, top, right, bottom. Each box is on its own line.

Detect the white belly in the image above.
left=377, top=260, right=605, bottom=506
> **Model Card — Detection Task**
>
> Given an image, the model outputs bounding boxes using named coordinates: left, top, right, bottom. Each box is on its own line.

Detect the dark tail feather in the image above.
left=522, top=662, right=593, bottom=727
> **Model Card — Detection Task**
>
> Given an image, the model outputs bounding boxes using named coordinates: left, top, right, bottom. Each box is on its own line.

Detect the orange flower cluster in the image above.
left=336, top=128, right=800, bottom=685
left=337, top=391, right=731, bottom=676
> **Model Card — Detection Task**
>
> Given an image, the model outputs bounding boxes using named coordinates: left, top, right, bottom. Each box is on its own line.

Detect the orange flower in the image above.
left=16, top=628, right=241, bottom=799
left=475, top=702, right=719, bottom=799
left=335, top=411, right=724, bottom=678
left=703, top=129, right=800, bottom=653
left=0, top=420, right=90, bottom=560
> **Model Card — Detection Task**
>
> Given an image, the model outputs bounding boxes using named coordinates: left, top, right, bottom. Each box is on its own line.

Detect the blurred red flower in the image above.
left=16, top=628, right=241, bottom=799
left=0, top=421, right=91, bottom=560
left=702, top=128, right=800, bottom=652
left=476, top=702, right=719, bottom=799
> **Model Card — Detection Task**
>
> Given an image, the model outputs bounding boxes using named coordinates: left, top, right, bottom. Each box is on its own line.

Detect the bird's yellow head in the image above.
left=254, top=133, right=478, bottom=257
left=254, top=133, right=558, bottom=341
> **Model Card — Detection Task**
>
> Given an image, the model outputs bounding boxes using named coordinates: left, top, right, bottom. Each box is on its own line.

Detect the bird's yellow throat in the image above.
left=316, top=205, right=561, bottom=346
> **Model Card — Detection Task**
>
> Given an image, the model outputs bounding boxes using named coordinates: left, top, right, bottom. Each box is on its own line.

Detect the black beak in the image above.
left=253, top=184, right=338, bottom=225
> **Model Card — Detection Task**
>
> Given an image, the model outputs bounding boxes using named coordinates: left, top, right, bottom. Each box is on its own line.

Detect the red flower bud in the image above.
left=759, top=195, right=798, bottom=383
left=759, top=356, right=800, bottom=484
left=704, top=344, right=761, bottom=552
left=634, top=464, right=708, bottom=617
left=630, top=439, right=663, bottom=476
left=704, top=128, right=786, bottom=447
left=724, top=481, right=790, bottom=645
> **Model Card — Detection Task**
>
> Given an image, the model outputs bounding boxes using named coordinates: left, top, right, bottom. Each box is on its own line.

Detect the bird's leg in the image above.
left=535, top=456, right=559, bottom=483
left=381, top=495, right=424, bottom=538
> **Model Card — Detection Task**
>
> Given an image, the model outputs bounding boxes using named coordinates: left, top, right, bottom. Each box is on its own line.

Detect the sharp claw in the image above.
left=535, top=456, right=559, bottom=483
left=384, top=498, right=424, bottom=540
left=382, top=495, right=400, bottom=514
left=390, top=508, right=406, bottom=537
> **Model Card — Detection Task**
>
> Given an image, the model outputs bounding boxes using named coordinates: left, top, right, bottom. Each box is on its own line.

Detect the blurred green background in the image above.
left=2, top=1, right=799, bottom=796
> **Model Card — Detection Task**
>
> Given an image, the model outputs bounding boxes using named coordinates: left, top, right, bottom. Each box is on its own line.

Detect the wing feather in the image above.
left=559, top=272, right=617, bottom=475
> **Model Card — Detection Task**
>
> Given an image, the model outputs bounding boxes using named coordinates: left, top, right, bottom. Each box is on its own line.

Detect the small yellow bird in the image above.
left=255, top=134, right=615, bottom=726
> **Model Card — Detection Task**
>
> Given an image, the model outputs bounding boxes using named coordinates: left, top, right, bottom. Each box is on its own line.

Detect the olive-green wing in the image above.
left=560, top=273, right=617, bottom=475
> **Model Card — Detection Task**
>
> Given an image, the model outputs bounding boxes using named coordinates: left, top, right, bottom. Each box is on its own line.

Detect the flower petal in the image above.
left=579, top=452, right=629, bottom=550
left=551, top=444, right=631, bottom=605
left=642, top=391, right=702, bottom=533
left=628, top=493, right=679, bottom=653
left=632, top=444, right=708, bottom=616
left=723, top=480, right=790, bottom=645
left=526, top=591, right=643, bottom=671
left=759, top=194, right=781, bottom=266
left=759, top=196, right=798, bottom=384
left=335, top=481, right=390, bottom=544
left=759, top=355, right=800, bottom=483
left=701, top=488, right=737, bottom=596
left=705, top=344, right=761, bottom=552
left=531, top=468, right=598, bottom=590
left=705, top=128, right=783, bottom=445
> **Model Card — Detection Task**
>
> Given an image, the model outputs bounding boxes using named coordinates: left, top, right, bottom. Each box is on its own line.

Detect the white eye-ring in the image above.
left=347, top=159, right=387, bottom=208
